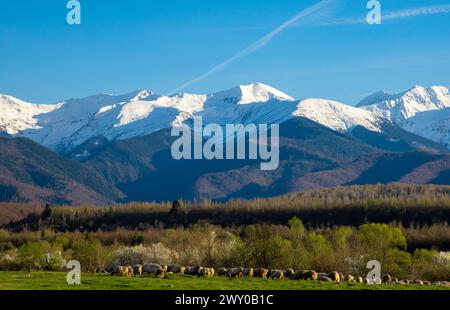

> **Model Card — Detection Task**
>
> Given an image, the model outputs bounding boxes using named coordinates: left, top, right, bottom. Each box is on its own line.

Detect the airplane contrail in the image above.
left=170, top=2, right=450, bottom=94
left=170, top=0, right=332, bottom=95
left=384, top=4, right=450, bottom=20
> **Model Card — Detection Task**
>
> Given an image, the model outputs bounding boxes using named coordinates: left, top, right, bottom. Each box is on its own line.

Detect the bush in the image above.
left=0, top=252, right=20, bottom=271
left=305, top=232, right=335, bottom=271
left=358, top=223, right=407, bottom=261
left=410, top=250, right=450, bottom=281
left=382, top=249, right=412, bottom=278
left=18, top=241, right=51, bottom=272
left=71, top=239, right=110, bottom=273
left=0, top=241, right=15, bottom=252
left=243, top=224, right=292, bottom=269
left=131, top=235, right=144, bottom=246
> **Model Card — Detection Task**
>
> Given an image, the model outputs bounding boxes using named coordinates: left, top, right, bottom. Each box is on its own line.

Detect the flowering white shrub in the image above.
left=145, top=243, right=180, bottom=264
left=433, top=252, right=450, bottom=267
left=111, top=244, right=179, bottom=266
left=0, top=253, right=19, bottom=271
left=45, top=251, right=67, bottom=271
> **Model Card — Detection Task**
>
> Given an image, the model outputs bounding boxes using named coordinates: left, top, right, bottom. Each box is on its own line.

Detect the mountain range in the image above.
left=0, top=83, right=449, bottom=204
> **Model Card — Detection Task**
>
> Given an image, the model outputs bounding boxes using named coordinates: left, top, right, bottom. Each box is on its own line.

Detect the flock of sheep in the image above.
left=109, top=263, right=450, bottom=286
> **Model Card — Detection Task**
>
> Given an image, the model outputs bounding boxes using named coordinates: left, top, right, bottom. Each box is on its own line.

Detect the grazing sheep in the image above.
left=318, top=273, right=334, bottom=282
left=382, top=274, right=392, bottom=284
left=168, top=264, right=186, bottom=275
left=217, top=267, right=228, bottom=276
left=328, top=271, right=340, bottom=283
left=269, top=269, right=284, bottom=279
left=243, top=268, right=254, bottom=278
left=111, top=266, right=128, bottom=277
left=227, top=267, right=244, bottom=278
left=293, top=270, right=318, bottom=281
left=398, top=281, right=407, bottom=285
left=355, top=276, right=364, bottom=284
left=133, top=264, right=143, bottom=276
left=344, top=274, right=355, bottom=283
left=413, top=280, right=424, bottom=285
left=186, top=265, right=202, bottom=276
left=254, top=268, right=269, bottom=279
left=432, top=281, right=441, bottom=286
left=198, top=267, right=214, bottom=277
left=126, top=265, right=134, bottom=277
left=308, top=270, right=319, bottom=281
left=143, top=263, right=165, bottom=276
left=423, top=281, right=431, bottom=285
left=197, top=267, right=207, bottom=277
left=284, top=269, right=294, bottom=279
left=143, top=263, right=158, bottom=273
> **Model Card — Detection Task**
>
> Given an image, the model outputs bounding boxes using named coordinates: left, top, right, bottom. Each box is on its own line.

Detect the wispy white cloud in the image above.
left=305, top=3, right=450, bottom=27
left=170, top=0, right=333, bottom=94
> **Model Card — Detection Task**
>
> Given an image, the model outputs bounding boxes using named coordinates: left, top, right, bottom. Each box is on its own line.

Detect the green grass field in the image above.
left=0, top=272, right=448, bottom=290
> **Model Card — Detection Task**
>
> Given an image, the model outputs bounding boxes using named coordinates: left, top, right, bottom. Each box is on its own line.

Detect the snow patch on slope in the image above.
left=403, top=108, right=450, bottom=148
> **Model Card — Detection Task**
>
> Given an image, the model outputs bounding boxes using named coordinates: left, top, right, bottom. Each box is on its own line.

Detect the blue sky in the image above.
left=0, top=0, right=449, bottom=104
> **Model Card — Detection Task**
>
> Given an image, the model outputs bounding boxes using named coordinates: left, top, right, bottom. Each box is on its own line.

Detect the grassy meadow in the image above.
left=0, top=272, right=448, bottom=290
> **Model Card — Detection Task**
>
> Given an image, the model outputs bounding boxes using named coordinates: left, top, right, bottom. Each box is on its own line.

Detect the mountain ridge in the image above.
left=2, top=83, right=449, bottom=153
left=359, top=85, right=450, bottom=147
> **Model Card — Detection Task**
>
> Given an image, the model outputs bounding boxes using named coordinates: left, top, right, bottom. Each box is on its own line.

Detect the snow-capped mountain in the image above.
left=359, top=85, right=450, bottom=147
left=359, top=86, right=450, bottom=122
left=0, top=94, right=61, bottom=134
left=2, top=83, right=450, bottom=204
left=294, top=98, right=383, bottom=133
left=1, top=83, right=448, bottom=153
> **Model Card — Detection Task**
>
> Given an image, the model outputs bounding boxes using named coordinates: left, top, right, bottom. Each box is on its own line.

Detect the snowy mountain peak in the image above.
left=129, top=89, right=154, bottom=101
left=357, top=91, right=395, bottom=107
left=212, top=82, right=294, bottom=104
left=409, top=84, right=426, bottom=91
left=294, top=98, right=384, bottom=133
left=358, top=85, right=450, bottom=148
left=361, top=85, right=450, bottom=123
